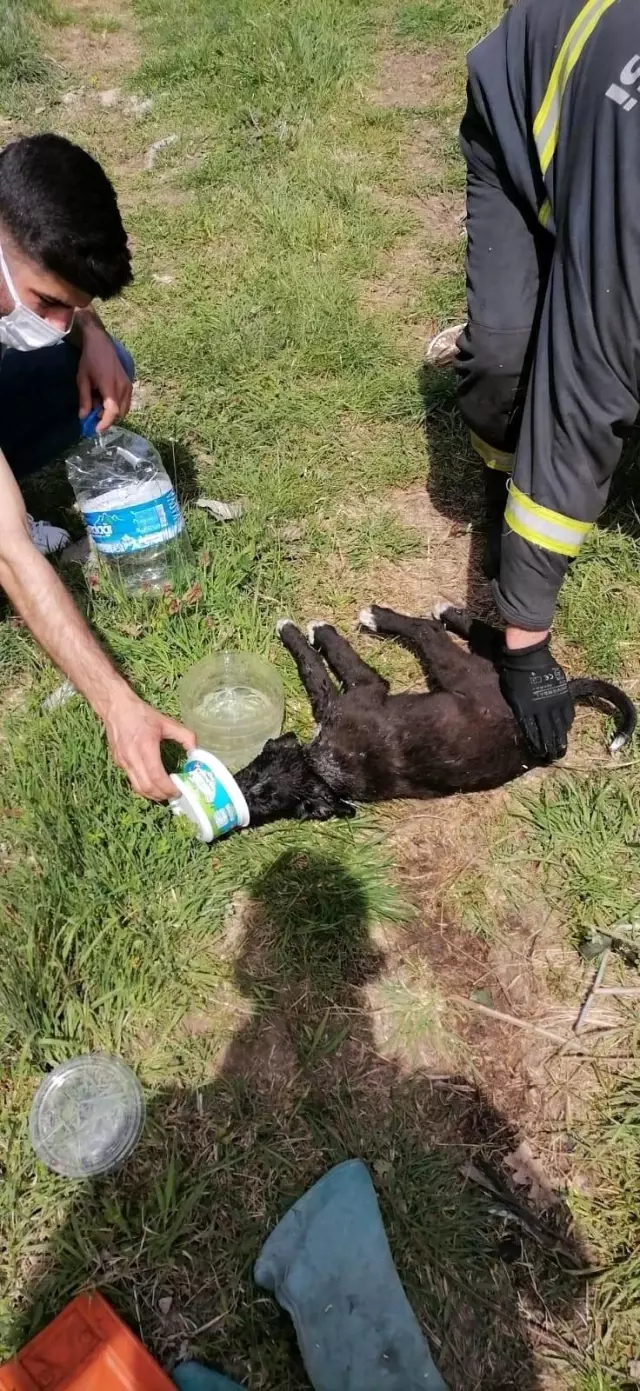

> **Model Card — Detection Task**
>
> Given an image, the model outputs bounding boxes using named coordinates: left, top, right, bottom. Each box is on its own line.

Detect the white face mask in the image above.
left=0, top=241, right=73, bottom=352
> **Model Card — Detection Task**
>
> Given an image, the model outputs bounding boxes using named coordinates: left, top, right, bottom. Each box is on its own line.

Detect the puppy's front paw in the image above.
left=276, top=618, right=295, bottom=637
left=432, top=600, right=451, bottom=623
left=358, top=606, right=377, bottom=632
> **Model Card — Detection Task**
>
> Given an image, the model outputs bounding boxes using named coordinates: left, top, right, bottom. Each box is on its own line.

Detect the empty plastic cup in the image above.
left=29, top=1055, right=145, bottom=1178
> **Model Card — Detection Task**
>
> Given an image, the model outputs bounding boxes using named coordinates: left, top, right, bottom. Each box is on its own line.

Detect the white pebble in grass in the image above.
left=129, top=95, right=153, bottom=117
left=97, top=87, right=121, bottom=107
left=358, top=607, right=377, bottom=632
left=41, top=679, right=77, bottom=713
left=196, top=497, right=243, bottom=522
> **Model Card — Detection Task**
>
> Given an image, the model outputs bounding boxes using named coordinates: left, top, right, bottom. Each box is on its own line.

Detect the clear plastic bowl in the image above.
left=29, top=1055, right=146, bottom=1178
left=179, top=652, right=284, bottom=773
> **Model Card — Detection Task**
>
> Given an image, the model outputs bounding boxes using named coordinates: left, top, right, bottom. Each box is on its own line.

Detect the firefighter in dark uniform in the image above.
left=439, top=0, right=639, bottom=760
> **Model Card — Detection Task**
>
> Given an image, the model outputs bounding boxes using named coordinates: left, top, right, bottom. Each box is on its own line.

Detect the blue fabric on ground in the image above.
left=254, top=1159, right=448, bottom=1391
left=0, top=337, right=135, bottom=481
left=172, top=1361, right=243, bottom=1391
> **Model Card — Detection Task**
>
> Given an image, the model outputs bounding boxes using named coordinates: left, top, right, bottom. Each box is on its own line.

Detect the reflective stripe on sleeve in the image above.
left=538, top=198, right=552, bottom=228
left=533, top=0, right=617, bottom=176
left=469, top=431, right=514, bottom=473
left=505, top=481, right=593, bottom=556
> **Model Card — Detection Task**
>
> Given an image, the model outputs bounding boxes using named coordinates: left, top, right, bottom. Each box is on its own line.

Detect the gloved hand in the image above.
left=500, top=638, right=574, bottom=760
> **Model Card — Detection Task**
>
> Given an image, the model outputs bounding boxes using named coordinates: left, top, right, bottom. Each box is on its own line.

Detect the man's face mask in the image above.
left=0, top=241, right=73, bottom=352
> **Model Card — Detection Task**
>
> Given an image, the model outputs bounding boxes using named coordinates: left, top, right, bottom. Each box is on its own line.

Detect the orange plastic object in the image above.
left=0, top=1291, right=175, bottom=1391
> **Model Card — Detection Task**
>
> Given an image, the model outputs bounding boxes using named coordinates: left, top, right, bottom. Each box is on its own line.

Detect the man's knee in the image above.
left=112, top=338, right=135, bottom=383
left=455, top=321, right=530, bottom=453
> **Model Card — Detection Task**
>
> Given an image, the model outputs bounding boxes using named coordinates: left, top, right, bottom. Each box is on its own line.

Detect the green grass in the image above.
left=396, top=0, right=501, bottom=46
left=509, top=775, right=640, bottom=938
left=2, top=0, right=640, bottom=1385
left=0, top=0, right=62, bottom=105
left=572, top=1077, right=640, bottom=1381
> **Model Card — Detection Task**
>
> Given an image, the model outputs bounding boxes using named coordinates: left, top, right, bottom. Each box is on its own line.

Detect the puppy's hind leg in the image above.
left=359, top=604, right=478, bottom=695
left=433, top=602, right=503, bottom=664
left=307, top=620, right=389, bottom=694
left=276, top=620, right=336, bottom=721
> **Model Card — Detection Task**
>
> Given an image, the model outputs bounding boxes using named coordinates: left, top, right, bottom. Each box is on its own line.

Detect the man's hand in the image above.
left=77, top=314, right=132, bottom=432
left=500, top=632, right=575, bottom=760
left=103, top=692, right=196, bottom=800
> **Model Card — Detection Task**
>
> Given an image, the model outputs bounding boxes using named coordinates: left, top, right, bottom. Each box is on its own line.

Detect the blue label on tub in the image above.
left=184, top=758, right=240, bottom=834
left=83, top=488, right=184, bottom=555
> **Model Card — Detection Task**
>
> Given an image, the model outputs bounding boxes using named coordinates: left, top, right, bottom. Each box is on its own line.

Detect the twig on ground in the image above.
left=460, top=1162, right=582, bottom=1263
left=144, top=134, right=178, bottom=171
left=574, top=950, right=610, bottom=1033
left=163, top=1312, right=226, bottom=1343
left=450, top=994, right=568, bottom=1045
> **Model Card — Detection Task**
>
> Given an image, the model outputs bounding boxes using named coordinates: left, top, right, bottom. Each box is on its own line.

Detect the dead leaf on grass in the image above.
left=504, top=1140, right=560, bottom=1209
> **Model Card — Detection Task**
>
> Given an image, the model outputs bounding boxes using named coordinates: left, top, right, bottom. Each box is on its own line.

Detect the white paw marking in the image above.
left=358, top=607, right=377, bottom=632
left=307, top=621, right=324, bottom=645
left=276, top=618, right=295, bottom=636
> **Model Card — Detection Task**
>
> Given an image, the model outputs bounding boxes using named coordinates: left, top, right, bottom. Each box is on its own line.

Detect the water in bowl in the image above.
left=197, top=684, right=276, bottom=724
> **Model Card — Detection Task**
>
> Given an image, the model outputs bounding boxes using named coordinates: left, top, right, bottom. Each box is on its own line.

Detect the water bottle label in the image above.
left=82, top=487, right=184, bottom=555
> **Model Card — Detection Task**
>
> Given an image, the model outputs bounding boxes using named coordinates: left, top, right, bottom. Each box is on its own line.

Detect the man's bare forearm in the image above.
left=69, top=305, right=106, bottom=350
left=0, top=535, right=133, bottom=719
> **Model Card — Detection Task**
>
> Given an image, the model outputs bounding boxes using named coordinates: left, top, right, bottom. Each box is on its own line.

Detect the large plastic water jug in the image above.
left=66, top=424, right=193, bottom=593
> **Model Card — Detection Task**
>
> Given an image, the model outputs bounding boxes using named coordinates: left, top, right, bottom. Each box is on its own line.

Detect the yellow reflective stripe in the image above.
left=505, top=481, right=593, bottom=557
left=469, top=431, right=514, bottom=474
left=538, top=198, right=552, bottom=228
left=533, top=0, right=617, bottom=176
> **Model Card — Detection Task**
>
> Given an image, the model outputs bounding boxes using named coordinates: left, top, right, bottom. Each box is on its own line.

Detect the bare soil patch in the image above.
left=362, top=481, right=494, bottom=617
left=48, top=0, right=139, bottom=79
left=405, top=121, right=449, bottom=179
left=370, top=51, right=456, bottom=110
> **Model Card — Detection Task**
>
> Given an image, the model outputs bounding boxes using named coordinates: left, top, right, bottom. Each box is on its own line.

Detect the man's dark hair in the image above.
left=0, top=133, right=132, bottom=299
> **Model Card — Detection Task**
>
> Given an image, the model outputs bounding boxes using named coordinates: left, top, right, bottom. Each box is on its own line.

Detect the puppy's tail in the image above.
left=569, top=678, right=637, bottom=754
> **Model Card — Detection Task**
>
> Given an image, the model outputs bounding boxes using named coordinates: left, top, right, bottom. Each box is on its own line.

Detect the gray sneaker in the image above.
left=28, top=514, right=71, bottom=555
left=425, top=323, right=465, bottom=367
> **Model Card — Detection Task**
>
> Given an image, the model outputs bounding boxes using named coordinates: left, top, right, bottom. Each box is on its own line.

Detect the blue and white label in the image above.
left=183, top=757, right=241, bottom=836
left=83, top=487, right=184, bottom=555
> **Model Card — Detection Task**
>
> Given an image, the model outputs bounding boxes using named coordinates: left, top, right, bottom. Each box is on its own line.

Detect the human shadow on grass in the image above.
left=14, top=849, right=587, bottom=1391
left=418, top=360, right=640, bottom=620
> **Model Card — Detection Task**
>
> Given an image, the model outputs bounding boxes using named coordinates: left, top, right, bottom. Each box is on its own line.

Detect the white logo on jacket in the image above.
left=605, top=55, right=640, bottom=110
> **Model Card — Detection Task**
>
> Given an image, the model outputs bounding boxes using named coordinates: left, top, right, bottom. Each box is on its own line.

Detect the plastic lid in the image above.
left=80, top=404, right=103, bottom=439
left=29, top=1055, right=146, bottom=1178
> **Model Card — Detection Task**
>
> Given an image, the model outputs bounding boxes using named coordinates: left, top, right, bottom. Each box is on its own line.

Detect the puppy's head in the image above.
left=236, top=732, right=356, bottom=827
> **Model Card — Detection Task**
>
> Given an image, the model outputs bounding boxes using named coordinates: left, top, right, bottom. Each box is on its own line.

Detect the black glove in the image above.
left=499, top=638, right=575, bottom=760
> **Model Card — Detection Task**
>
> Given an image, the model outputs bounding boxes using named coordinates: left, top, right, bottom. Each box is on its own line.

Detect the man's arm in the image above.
left=0, top=452, right=194, bottom=798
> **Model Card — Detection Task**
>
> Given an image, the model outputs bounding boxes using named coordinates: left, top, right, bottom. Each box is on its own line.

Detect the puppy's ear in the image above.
left=263, top=732, right=300, bottom=754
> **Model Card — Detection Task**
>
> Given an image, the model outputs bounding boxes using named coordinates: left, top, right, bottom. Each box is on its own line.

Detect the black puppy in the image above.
left=234, top=604, right=636, bottom=827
